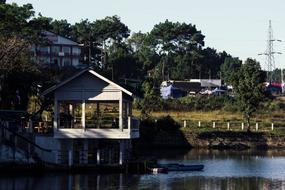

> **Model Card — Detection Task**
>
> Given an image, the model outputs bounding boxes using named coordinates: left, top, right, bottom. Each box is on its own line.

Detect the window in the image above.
left=51, top=46, right=60, bottom=54
left=72, top=47, right=80, bottom=56
left=59, top=102, right=82, bottom=129
left=85, top=101, right=119, bottom=129
left=62, top=46, right=71, bottom=54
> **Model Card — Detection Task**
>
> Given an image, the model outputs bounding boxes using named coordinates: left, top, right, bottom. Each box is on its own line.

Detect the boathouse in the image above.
left=35, top=68, right=139, bottom=166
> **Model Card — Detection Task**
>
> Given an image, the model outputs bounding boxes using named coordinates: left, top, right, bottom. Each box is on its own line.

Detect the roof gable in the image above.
left=43, top=31, right=79, bottom=46
left=42, top=69, right=133, bottom=96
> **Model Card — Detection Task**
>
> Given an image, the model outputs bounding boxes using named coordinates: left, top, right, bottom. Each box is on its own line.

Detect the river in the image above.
left=1, top=149, right=285, bottom=190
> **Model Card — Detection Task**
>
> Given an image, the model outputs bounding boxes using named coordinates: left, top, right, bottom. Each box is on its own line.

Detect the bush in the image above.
left=140, top=115, right=181, bottom=137
left=156, top=115, right=181, bottom=131
left=136, top=95, right=241, bottom=113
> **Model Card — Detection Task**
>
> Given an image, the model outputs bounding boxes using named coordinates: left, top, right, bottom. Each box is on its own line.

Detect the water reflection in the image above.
left=1, top=174, right=284, bottom=190
left=1, top=149, right=285, bottom=190
left=139, top=176, right=285, bottom=190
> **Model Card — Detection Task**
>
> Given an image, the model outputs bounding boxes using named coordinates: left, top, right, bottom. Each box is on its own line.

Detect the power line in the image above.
left=258, top=20, right=282, bottom=82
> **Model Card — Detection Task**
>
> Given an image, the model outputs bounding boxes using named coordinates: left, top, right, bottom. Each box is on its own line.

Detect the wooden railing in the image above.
left=0, top=120, right=52, bottom=163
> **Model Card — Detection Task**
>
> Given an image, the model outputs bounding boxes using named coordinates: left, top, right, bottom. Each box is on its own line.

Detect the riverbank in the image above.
left=136, top=125, right=285, bottom=150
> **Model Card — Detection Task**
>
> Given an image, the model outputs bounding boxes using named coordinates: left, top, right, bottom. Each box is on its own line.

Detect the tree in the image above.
left=128, top=32, right=160, bottom=77
left=108, top=42, right=141, bottom=80
left=51, top=19, right=72, bottom=38
left=71, top=16, right=130, bottom=68
left=233, top=58, right=266, bottom=131
left=0, top=37, right=40, bottom=109
left=92, top=15, right=130, bottom=69
left=147, top=20, right=205, bottom=80
left=0, top=2, right=47, bottom=110
left=140, top=77, right=162, bottom=117
left=220, top=56, right=242, bottom=85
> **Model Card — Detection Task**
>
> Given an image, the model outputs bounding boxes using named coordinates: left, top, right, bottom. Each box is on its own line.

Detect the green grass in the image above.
left=134, top=109, right=285, bottom=136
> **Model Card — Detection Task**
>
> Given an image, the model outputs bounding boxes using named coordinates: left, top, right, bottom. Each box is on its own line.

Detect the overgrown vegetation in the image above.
left=0, top=1, right=280, bottom=130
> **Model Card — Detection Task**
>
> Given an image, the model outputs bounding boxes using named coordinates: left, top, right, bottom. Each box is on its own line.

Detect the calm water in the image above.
left=1, top=149, right=285, bottom=190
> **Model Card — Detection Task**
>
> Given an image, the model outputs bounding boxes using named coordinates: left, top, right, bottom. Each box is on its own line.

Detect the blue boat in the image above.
left=158, top=163, right=204, bottom=171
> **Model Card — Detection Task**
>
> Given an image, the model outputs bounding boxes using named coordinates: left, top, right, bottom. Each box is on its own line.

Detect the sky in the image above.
left=7, top=0, right=285, bottom=69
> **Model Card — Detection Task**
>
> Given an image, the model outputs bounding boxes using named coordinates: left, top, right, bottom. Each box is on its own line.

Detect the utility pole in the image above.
left=258, top=20, right=282, bottom=83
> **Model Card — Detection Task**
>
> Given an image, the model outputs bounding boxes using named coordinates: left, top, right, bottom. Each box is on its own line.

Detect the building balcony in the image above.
left=53, top=116, right=139, bottom=139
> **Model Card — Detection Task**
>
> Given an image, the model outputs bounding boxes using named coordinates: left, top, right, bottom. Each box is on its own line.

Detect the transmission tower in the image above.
left=258, top=20, right=282, bottom=83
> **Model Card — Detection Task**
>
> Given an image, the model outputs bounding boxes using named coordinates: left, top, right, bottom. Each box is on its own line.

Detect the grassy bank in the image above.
left=133, top=109, right=285, bottom=123
left=134, top=109, right=285, bottom=136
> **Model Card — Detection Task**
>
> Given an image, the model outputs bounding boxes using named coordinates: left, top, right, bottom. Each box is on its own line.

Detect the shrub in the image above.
left=156, top=115, right=181, bottom=131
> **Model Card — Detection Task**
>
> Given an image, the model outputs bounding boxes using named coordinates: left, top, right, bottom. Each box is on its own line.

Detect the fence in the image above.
left=179, top=120, right=285, bottom=132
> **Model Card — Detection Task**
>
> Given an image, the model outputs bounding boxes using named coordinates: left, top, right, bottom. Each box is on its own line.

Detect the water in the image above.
left=1, top=149, right=285, bottom=190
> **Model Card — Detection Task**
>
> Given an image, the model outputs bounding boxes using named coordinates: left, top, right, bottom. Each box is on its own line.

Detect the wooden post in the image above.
left=184, top=120, right=187, bottom=128
left=119, top=92, right=123, bottom=131
left=97, top=149, right=100, bottom=165
left=271, top=123, right=274, bottom=131
left=128, top=116, right=131, bottom=131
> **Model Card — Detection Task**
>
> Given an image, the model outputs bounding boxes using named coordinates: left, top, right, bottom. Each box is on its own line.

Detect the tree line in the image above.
left=0, top=1, right=268, bottom=130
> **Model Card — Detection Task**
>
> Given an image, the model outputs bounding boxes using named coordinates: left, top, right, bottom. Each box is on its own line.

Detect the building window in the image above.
left=51, top=46, right=60, bottom=55
left=85, top=101, right=119, bottom=129
left=72, top=47, right=80, bottom=56
left=62, top=46, right=71, bottom=55
left=59, top=101, right=82, bottom=129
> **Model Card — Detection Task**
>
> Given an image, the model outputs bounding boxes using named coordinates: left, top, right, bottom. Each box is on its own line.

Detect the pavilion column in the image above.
left=54, top=98, right=59, bottom=131
left=119, top=92, right=123, bottom=131
left=127, top=102, right=131, bottom=130
left=82, top=100, right=86, bottom=129
left=96, top=102, right=100, bottom=129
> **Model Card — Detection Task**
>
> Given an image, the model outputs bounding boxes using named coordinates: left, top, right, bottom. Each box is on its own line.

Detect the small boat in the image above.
left=158, top=163, right=204, bottom=171
left=148, top=167, right=168, bottom=174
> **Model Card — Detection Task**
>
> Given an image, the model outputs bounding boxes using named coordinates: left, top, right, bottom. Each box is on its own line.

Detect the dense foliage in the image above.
left=0, top=1, right=271, bottom=123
